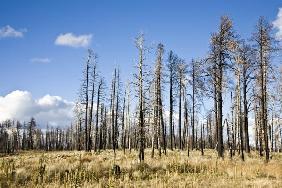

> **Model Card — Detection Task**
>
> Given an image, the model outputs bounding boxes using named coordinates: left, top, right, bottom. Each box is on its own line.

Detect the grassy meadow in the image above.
left=1, top=149, right=282, bottom=187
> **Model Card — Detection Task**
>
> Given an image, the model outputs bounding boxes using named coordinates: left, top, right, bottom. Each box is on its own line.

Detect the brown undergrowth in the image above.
left=0, top=149, right=281, bottom=187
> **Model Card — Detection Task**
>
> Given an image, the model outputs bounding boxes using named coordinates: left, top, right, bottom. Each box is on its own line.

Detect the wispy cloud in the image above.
left=30, top=58, right=51, bottom=64
left=55, top=33, right=92, bottom=48
left=0, top=25, right=26, bottom=38
left=273, top=8, right=282, bottom=40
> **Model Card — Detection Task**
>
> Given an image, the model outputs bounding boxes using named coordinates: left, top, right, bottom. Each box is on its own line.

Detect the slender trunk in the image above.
left=89, top=64, right=96, bottom=151
left=111, top=69, right=116, bottom=155
left=217, top=58, right=224, bottom=158
left=201, top=123, right=204, bottom=156
left=137, top=36, right=145, bottom=162
left=169, top=73, right=174, bottom=150
left=115, top=70, right=120, bottom=149
left=184, top=96, right=189, bottom=156
left=226, top=119, right=232, bottom=159
left=271, top=111, right=274, bottom=152
left=160, top=98, right=166, bottom=155
left=259, top=29, right=269, bottom=162
left=122, top=93, right=126, bottom=154
left=84, top=61, right=89, bottom=151
left=178, top=76, right=182, bottom=150
left=239, top=94, right=244, bottom=161
left=214, top=84, right=218, bottom=150
left=192, top=62, right=195, bottom=149
left=243, top=75, right=250, bottom=153
left=94, top=80, right=101, bottom=152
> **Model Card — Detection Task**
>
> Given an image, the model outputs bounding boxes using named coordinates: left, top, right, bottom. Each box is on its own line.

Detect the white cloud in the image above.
left=30, top=58, right=51, bottom=64
left=0, top=90, right=74, bottom=127
left=273, top=8, right=282, bottom=40
left=0, top=25, right=26, bottom=38
left=55, top=33, right=92, bottom=48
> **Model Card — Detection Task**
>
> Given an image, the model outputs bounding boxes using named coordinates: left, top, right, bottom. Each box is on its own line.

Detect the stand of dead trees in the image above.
left=1, top=16, right=282, bottom=164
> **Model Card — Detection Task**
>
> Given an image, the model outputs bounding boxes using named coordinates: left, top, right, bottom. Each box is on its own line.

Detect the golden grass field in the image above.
left=1, top=149, right=282, bottom=187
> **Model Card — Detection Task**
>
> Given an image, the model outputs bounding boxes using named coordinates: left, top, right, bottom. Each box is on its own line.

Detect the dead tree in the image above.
left=27, top=117, right=36, bottom=150
left=152, top=43, right=165, bottom=157
left=225, top=118, right=233, bottom=158
left=252, top=17, right=276, bottom=162
left=74, top=100, right=84, bottom=151
left=200, top=123, right=204, bottom=156
left=124, top=82, right=131, bottom=152
left=135, top=34, right=145, bottom=162
left=234, top=64, right=244, bottom=161
left=94, top=78, right=104, bottom=152
left=110, top=69, right=117, bottom=155
left=189, top=59, right=206, bottom=149
left=89, top=52, right=98, bottom=151
left=207, top=16, right=237, bottom=158
left=167, top=51, right=178, bottom=150
left=237, top=42, right=254, bottom=153
left=81, top=49, right=93, bottom=151
left=114, top=69, right=120, bottom=150
left=176, top=58, right=188, bottom=150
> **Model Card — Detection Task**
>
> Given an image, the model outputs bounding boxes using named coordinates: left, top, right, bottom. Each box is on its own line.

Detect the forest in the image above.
left=1, top=16, right=282, bottom=187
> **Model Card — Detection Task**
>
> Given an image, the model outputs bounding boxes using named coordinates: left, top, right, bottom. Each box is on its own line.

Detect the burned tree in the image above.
left=252, top=17, right=276, bottom=162
left=152, top=43, right=165, bottom=157
left=110, top=69, right=117, bottom=154
left=238, top=43, right=254, bottom=153
left=27, top=117, right=36, bottom=150
left=80, top=49, right=95, bottom=151
left=176, top=58, right=188, bottom=150
left=135, top=34, right=146, bottom=162
left=189, top=59, right=206, bottom=149
left=167, top=51, right=178, bottom=150
left=94, top=78, right=105, bottom=152
left=89, top=52, right=98, bottom=151
left=207, top=16, right=237, bottom=158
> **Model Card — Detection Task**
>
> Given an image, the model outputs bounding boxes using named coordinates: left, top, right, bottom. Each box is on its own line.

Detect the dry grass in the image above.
left=1, top=149, right=282, bottom=187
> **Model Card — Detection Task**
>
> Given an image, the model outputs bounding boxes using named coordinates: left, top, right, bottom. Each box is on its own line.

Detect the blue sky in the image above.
left=0, top=0, right=281, bottom=100
left=0, top=1, right=281, bottom=127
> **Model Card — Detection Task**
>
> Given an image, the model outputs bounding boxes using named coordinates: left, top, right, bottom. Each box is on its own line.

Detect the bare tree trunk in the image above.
left=94, top=79, right=102, bottom=152
left=114, top=70, right=120, bottom=150
left=243, top=75, right=250, bottom=153
left=111, top=69, right=117, bottom=155
left=239, top=87, right=245, bottom=161
left=84, top=52, right=91, bottom=151
left=192, top=62, right=195, bottom=149
left=201, top=123, right=204, bottom=156
left=217, top=61, right=224, bottom=158
left=136, top=34, right=145, bottom=162
left=226, top=118, right=232, bottom=159
left=168, top=51, right=176, bottom=151
left=169, top=71, right=174, bottom=150
left=160, top=98, right=166, bottom=155
left=178, top=76, right=182, bottom=150
left=88, top=57, right=97, bottom=151
left=122, top=90, right=126, bottom=154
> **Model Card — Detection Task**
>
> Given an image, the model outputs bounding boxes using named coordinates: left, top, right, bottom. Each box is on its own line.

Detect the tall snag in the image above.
left=135, top=34, right=145, bottom=162
left=207, top=16, right=237, bottom=158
